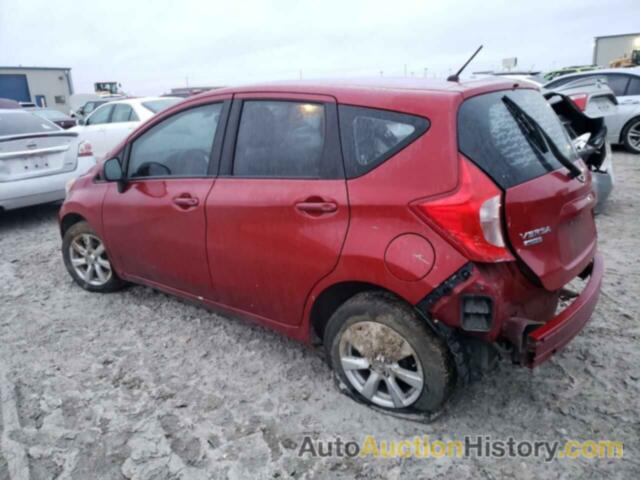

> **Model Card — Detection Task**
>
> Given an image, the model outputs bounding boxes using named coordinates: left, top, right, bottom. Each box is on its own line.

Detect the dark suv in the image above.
left=59, top=78, right=602, bottom=413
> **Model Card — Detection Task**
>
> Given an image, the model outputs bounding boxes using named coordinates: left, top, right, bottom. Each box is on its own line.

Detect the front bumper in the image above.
left=522, top=252, right=603, bottom=367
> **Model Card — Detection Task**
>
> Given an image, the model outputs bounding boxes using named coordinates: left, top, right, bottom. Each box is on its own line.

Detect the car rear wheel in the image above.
left=62, top=221, right=125, bottom=292
left=622, top=117, right=640, bottom=154
left=324, top=292, right=456, bottom=413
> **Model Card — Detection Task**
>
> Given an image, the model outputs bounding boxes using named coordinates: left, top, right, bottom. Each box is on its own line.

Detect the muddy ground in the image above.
left=0, top=151, right=638, bottom=479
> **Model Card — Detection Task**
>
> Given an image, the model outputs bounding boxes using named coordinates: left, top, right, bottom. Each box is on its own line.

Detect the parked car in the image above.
left=0, top=109, right=96, bottom=211
left=60, top=78, right=602, bottom=413
left=543, top=78, right=617, bottom=211
left=71, top=99, right=109, bottom=120
left=26, top=108, right=77, bottom=129
left=70, top=97, right=181, bottom=160
left=545, top=67, right=640, bottom=153
left=543, top=65, right=601, bottom=82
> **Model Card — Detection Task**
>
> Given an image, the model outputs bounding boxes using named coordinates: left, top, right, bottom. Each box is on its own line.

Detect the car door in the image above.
left=102, top=99, right=230, bottom=298
left=602, top=74, right=640, bottom=143
left=205, top=93, right=349, bottom=327
left=101, top=103, right=140, bottom=156
left=81, top=104, right=113, bottom=159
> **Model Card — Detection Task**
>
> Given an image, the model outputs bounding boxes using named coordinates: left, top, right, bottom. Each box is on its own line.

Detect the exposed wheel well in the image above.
left=60, top=213, right=86, bottom=237
left=310, top=281, right=398, bottom=343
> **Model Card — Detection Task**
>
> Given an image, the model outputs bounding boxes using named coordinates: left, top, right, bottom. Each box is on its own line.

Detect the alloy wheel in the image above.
left=627, top=120, right=640, bottom=151
left=69, top=233, right=113, bottom=286
left=338, top=321, right=424, bottom=409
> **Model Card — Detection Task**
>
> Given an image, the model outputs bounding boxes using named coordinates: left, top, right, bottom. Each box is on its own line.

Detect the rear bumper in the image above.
left=523, top=252, right=603, bottom=367
left=0, top=156, right=96, bottom=210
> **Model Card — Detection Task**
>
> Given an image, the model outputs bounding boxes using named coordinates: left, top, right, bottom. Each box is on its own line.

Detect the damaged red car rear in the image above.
left=59, top=77, right=602, bottom=413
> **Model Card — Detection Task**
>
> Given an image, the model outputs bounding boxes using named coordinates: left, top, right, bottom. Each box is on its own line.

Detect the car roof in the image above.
left=548, top=67, right=640, bottom=83
left=106, top=96, right=180, bottom=107
left=190, top=76, right=533, bottom=102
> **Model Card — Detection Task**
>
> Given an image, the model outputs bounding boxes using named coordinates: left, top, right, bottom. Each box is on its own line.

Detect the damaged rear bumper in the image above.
left=512, top=252, right=603, bottom=367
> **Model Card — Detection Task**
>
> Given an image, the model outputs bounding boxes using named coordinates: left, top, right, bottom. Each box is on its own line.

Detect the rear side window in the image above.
left=604, top=74, right=630, bottom=96
left=627, top=77, right=640, bottom=96
left=339, top=106, right=429, bottom=178
left=233, top=100, right=326, bottom=178
left=458, top=89, right=575, bottom=189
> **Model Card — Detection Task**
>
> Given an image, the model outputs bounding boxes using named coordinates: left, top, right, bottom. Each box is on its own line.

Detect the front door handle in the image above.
left=295, top=201, right=338, bottom=214
left=173, top=195, right=199, bottom=208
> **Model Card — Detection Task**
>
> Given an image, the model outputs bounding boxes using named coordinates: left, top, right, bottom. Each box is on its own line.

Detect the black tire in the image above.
left=324, top=291, right=456, bottom=413
left=621, top=116, right=640, bottom=154
left=62, top=221, right=125, bottom=292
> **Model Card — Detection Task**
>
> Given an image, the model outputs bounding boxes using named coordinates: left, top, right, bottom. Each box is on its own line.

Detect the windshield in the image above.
left=458, top=89, right=575, bottom=189
left=0, top=111, right=61, bottom=136
left=142, top=98, right=181, bottom=114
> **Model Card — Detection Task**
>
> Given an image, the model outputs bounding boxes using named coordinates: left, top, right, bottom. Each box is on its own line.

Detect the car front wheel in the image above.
left=324, top=292, right=456, bottom=413
left=62, top=221, right=125, bottom=292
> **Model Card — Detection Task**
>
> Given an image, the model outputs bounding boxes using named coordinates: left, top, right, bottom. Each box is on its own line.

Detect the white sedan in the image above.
left=0, top=109, right=96, bottom=211
left=70, top=97, right=181, bottom=160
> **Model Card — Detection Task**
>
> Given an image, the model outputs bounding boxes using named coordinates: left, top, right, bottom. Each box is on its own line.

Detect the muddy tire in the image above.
left=324, top=291, right=456, bottom=413
left=62, top=221, right=125, bottom=293
left=622, top=117, right=640, bottom=154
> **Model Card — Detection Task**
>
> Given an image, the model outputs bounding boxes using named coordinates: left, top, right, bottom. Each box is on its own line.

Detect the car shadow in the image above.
left=0, top=202, right=62, bottom=234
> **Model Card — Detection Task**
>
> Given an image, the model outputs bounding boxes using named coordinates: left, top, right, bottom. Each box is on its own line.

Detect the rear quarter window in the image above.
left=338, top=106, right=429, bottom=178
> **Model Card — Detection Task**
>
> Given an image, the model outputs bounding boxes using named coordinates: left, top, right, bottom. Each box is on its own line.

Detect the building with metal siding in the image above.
left=593, top=33, right=640, bottom=67
left=0, top=66, right=74, bottom=112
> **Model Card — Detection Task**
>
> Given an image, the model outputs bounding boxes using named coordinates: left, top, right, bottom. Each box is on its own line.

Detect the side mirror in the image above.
left=103, top=157, right=125, bottom=189
left=78, top=118, right=86, bottom=126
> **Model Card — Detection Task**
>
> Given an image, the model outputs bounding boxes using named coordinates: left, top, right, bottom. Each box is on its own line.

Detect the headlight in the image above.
left=65, top=177, right=77, bottom=197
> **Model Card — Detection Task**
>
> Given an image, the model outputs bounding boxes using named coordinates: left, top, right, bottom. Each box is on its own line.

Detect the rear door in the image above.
left=102, top=99, right=229, bottom=298
left=458, top=88, right=597, bottom=291
left=81, top=104, right=113, bottom=159
left=102, top=103, right=139, bottom=154
left=205, top=93, right=348, bottom=326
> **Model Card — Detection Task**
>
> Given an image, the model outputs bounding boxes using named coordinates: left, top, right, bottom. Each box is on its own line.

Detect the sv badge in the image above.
left=520, top=226, right=552, bottom=246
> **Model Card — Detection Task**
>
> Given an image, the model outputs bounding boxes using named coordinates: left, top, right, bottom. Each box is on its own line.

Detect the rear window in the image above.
left=142, top=99, right=181, bottom=114
left=339, top=106, right=429, bottom=178
left=458, top=89, right=575, bottom=189
left=0, top=111, right=60, bottom=136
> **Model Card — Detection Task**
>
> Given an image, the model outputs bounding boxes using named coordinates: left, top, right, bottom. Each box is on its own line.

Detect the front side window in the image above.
left=233, top=100, right=325, bottom=178
left=128, top=103, right=222, bottom=178
left=458, top=89, right=575, bottom=189
left=111, top=104, right=138, bottom=123
left=339, top=106, right=429, bottom=178
left=86, top=105, right=113, bottom=125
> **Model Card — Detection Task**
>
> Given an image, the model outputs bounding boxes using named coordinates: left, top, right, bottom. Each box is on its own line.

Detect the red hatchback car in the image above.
left=59, top=78, right=603, bottom=413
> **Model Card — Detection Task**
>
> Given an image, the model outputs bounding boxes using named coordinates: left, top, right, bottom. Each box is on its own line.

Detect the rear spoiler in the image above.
left=0, top=131, right=78, bottom=143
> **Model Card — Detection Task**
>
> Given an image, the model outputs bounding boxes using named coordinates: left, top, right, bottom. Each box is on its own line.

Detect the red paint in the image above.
left=59, top=77, right=602, bottom=368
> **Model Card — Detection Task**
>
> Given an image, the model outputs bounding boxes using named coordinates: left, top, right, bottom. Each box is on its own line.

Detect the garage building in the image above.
left=0, top=66, right=74, bottom=112
left=593, top=33, right=640, bottom=67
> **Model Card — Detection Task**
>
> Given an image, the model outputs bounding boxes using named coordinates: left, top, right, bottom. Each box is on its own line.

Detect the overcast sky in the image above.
left=1, top=0, right=639, bottom=96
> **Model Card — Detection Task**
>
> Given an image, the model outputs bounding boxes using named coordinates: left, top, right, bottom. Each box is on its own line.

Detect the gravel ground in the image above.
left=1, top=151, right=639, bottom=479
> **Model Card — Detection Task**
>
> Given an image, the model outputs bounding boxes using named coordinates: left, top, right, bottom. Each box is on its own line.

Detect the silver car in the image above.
left=0, top=109, right=96, bottom=211
left=545, top=67, right=640, bottom=153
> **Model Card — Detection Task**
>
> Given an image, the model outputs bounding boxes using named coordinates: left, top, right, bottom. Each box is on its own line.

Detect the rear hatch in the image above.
left=458, top=88, right=597, bottom=291
left=0, top=110, right=79, bottom=182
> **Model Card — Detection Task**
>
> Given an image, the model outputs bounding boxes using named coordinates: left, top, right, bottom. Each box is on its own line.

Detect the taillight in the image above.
left=412, top=157, right=514, bottom=263
left=568, top=93, right=588, bottom=112
left=78, top=140, right=93, bottom=157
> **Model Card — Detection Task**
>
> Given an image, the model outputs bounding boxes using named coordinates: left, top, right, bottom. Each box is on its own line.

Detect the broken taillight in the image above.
left=568, top=93, right=588, bottom=112
left=412, top=157, right=514, bottom=263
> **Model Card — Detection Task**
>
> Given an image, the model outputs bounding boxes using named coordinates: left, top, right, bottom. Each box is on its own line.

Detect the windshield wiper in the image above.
left=502, top=96, right=582, bottom=178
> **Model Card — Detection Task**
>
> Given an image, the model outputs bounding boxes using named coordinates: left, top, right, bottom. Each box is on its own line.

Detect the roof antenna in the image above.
left=447, top=45, right=483, bottom=82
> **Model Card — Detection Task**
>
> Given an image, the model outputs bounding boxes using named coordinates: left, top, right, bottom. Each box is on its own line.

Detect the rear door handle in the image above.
left=295, top=201, right=338, bottom=214
left=173, top=195, right=199, bottom=208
